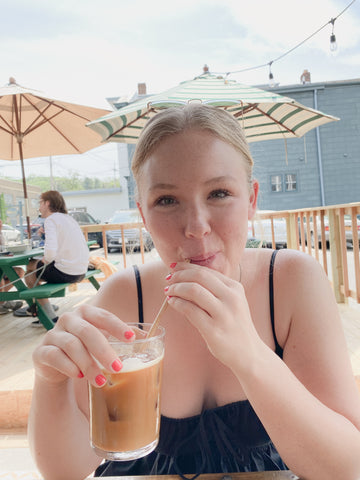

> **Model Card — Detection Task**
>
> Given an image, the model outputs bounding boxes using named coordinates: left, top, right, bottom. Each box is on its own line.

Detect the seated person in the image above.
left=14, top=191, right=89, bottom=323
left=0, top=219, right=24, bottom=314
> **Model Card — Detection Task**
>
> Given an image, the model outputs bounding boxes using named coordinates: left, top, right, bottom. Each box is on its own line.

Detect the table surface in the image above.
left=0, top=472, right=300, bottom=480
left=0, top=248, right=43, bottom=266
left=95, top=474, right=299, bottom=480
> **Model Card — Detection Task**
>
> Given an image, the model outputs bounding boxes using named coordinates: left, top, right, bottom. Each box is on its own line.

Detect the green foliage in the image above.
left=0, top=193, right=7, bottom=222
left=24, top=173, right=121, bottom=192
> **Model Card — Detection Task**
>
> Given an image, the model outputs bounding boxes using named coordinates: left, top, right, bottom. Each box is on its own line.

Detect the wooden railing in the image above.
left=81, top=202, right=360, bottom=304
left=255, top=203, right=360, bottom=304
left=80, top=222, right=148, bottom=269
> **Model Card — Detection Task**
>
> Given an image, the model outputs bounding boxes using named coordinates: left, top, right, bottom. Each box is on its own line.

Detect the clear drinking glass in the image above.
left=89, top=323, right=165, bottom=461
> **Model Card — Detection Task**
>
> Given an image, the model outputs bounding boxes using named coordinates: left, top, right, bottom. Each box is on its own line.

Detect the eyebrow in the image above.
left=149, top=176, right=237, bottom=192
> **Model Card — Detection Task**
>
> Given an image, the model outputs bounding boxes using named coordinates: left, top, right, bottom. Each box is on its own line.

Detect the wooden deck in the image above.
left=0, top=282, right=98, bottom=392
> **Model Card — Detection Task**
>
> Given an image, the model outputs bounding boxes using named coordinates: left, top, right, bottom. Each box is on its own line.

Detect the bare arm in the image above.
left=166, top=253, right=360, bottom=480
left=28, top=375, right=100, bottom=480
left=28, top=273, right=138, bottom=480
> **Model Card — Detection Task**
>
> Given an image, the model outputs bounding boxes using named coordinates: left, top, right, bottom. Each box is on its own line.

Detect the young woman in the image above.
left=29, top=105, right=360, bottom=480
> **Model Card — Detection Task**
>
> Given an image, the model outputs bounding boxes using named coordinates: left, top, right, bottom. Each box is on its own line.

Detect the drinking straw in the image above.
left=147, top=297, right=168, bottom=338
left=147, top=260, right=189, bottom=338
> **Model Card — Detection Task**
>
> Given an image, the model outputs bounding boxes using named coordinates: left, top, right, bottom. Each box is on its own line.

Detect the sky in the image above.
left=0, top=0, right=359, bottom=181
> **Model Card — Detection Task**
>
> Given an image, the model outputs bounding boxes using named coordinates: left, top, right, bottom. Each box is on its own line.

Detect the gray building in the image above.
left=250, top=78, right=360, bottom=210
left=110, top=78, right=360, bottom=211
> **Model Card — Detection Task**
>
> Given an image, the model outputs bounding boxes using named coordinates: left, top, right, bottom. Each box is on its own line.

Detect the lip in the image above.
left=188, top=253, right=217, bottom=267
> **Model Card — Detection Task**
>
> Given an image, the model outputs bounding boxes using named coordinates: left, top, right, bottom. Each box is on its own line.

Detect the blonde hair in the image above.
left=131, top=104, right=254, bottom=190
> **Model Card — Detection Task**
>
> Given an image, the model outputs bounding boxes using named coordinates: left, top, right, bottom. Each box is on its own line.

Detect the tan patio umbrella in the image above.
left=0, top=77, right=110, bottom=235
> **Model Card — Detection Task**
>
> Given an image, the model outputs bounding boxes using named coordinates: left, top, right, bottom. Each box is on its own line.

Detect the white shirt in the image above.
left=43, top=212, right=89, bottom=275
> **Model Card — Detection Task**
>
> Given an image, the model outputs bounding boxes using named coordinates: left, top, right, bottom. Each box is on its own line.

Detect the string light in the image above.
left=329, top=18, right=338, bottom=52
left=214, top=0, right=357, bottom=84
left=268, top=62, right=275, bottom=87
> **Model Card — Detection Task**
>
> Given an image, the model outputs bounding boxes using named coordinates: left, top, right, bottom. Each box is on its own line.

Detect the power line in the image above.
left=210, top=0, right=357, bottom=80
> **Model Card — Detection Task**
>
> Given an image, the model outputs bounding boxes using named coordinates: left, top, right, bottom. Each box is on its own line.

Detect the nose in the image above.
left=184, top=205, right=211, bottom=239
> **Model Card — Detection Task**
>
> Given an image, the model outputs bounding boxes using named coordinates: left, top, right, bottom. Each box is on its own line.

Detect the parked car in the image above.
left=304, top=214, right=360, bottom=248
left=68, top=210, right=103, bottom=248
left=16, top=218, right=45, bottom=241
left=1, top=224, right=21, bottom=243
left=106, top=209, right=153, bottom=253
left=247, top=211, right=287, bottom=249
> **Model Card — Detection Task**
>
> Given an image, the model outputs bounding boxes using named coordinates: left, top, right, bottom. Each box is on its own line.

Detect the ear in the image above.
left=248, top=179, right=259, bottom=220
left=136, top=202, right=148, bottom=230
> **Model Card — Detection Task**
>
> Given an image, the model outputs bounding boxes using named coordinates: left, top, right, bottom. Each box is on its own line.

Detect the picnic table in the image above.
left=0, top=247, right=101, bottom=330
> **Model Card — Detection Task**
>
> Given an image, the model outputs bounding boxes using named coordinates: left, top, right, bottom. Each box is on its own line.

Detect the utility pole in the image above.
left=49, top=156, right=55, bottom=189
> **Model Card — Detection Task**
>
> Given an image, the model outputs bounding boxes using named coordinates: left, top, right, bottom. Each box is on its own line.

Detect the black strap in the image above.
left=269, top=250, right=283, bottom=358
left=133, top=265, right=144, bottom=324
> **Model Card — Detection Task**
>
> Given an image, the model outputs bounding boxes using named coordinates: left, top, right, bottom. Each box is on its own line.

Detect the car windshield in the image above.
left=108, top=210, right=141, bottom=224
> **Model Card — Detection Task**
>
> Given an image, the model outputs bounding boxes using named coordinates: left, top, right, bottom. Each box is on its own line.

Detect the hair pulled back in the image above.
left=131, top=104, right=254, bottom=190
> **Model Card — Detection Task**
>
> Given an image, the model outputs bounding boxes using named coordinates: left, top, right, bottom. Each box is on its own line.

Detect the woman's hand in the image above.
left=165, top=262, right=263, bottom=371
left=32, top=304, right=134, bottom=387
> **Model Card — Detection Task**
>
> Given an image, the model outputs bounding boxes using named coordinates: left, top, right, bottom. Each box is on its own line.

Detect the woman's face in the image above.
left=137, top=129, right=258, bottom=279
left=39, top=198, right=51, bottom=218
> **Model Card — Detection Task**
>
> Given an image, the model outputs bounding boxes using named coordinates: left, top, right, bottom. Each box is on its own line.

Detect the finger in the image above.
left=43, top=329, right=110, bottom=387
left=43, top=306, right=135, bottom=386
left=56, top=311, right=131, bottom=375
left=169, top=262, right=239, bottom=292
left=33, top=343, right=91, bottom=382
left=166, top=267, right=242, bottom=316
left=68, top=304, right=136, bottom=341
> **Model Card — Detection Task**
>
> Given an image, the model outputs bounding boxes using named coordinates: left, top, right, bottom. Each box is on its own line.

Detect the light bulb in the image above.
left=269, top=72, right=275, bottom=88
left=330, top=33, right=337, bottom=52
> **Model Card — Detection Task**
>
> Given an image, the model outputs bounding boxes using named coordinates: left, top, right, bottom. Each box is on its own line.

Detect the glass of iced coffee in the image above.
left=89, top=323, right=165, bottom=461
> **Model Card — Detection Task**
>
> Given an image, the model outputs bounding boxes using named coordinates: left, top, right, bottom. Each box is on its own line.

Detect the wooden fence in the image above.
left=255, top=202, right=360, bottom=304
left=81, top=202, right=360, bottom=304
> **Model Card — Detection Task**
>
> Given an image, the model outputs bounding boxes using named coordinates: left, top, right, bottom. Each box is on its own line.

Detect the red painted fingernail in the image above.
left=164, top=286, right=169, bottom=292
left=167, top=296, right=172, bottom=300
left=124, top=330, right=135, bottom=339
left=77, top=371, right=84, bottom=378
left=112, top=359, right=123, bottom=372
left=169, top=262, right=177, bottom=268
left=95, top=374, right=107, bottom=387
left=166, top=273, right=172, bottom=280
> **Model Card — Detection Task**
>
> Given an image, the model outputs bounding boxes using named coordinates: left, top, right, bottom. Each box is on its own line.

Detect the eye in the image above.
left=209, top=189, right=231, bottom=199
left=155, top=196, right=177, bottom=207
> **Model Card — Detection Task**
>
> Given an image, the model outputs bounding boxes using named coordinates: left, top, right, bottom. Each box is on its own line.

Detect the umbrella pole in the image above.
left=18, top=141, right=31, bottom=239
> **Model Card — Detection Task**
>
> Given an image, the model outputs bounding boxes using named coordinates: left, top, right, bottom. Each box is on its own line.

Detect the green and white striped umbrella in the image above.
left=88, top=73, right=338, bottom=144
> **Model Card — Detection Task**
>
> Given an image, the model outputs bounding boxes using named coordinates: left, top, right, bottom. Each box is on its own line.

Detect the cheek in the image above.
left=145, top=214, right=178, bottom=246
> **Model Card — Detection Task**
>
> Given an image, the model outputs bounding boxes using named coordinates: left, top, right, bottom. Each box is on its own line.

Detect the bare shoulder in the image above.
left=271, top=250, right=360, bottom=425
left=91, top=260, right=167, bottom=322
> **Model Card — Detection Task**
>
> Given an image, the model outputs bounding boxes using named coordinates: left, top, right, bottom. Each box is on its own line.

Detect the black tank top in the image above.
left=95, top=251, right=286, bottom=477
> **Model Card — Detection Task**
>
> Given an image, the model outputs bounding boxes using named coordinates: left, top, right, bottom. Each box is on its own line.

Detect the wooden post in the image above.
left=328, top=209, right=345, bottom=303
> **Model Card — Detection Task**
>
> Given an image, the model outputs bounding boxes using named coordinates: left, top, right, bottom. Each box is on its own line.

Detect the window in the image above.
left=271, top=175, right=282, bottom=192
left=3, top=193, right=13, bottom=205
left=285, top=174, right=297, bottom=191
left=270, top=173, right=298, bottom=193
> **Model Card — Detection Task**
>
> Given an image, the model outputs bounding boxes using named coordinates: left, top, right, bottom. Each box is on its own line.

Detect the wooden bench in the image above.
left=19, top=268, right=101, bottom=330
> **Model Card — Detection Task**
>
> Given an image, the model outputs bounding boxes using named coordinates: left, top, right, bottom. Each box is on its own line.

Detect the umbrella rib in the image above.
left=254, top=104, right=296, bottom=135
left=232, top=104, right=259, bottom=117
left=107, top=108, right=156, bottom=140
left=30, top=94, right=97, bottom=121
left=0, top=117, right=15, bottom=135
left=21, top=95, right=82, bottom=153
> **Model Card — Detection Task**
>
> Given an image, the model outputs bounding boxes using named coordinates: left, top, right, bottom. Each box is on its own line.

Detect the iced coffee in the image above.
left=89, top=324, right=165, bottom=461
